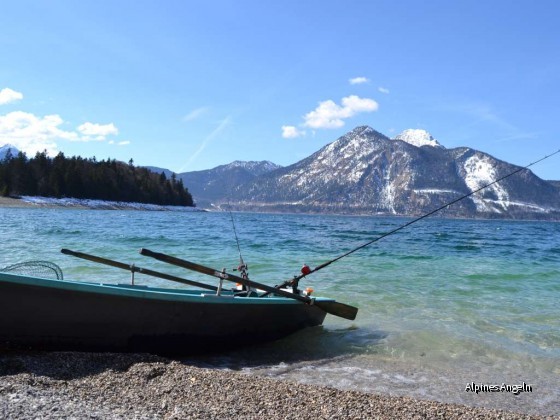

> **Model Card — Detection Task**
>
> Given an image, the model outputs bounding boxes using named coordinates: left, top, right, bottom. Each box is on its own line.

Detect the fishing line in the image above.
left=229, top=204, right=244, bottom=267
left=226, top=199, right=249, bottom=285
left=302, top=148, right=560, bottom=279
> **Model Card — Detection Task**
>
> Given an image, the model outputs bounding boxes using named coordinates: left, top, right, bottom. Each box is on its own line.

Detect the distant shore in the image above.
left=0, top=351, right=545, bottom=419
left=0, top=196, right=202, bottom=211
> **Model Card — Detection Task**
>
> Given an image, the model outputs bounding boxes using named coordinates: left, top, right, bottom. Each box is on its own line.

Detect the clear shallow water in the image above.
left=1, top=208, right=559, bottom=415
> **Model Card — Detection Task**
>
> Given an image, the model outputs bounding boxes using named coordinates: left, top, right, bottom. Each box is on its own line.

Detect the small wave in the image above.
left=396, top=255, right=434, bottom=261
left=453, top=245, right=481, bottom=251
left=432, top=232, right=454, bottom=240
left=41, top=227, right=83, bottom=235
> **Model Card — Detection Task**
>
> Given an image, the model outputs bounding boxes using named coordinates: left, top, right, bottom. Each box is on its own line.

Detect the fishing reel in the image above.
left=233, top=263, right=248, bottom=279
left=232, top=262, right=253, bottom=296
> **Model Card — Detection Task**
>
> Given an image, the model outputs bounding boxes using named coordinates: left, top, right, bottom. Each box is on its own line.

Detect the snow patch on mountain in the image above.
left=225, top=160, right=281, bottom=175
left=394, top=129, right=443, bottom=148
left=381, top=181, right=397, bottom=214
left=349, top=162, right=369, bottom=183
left=413, top=188, right=462, bottom=195
left=463, top=155, right=510, bottom=212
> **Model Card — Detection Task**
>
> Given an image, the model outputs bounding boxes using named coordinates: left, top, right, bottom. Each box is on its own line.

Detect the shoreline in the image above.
left=0, top=197, right=38, bottom=208
left=0, top=196, right=202, bottom=211
left=3, top=196, right=559, bottom=222
left=0, top=352, right=549, bottom=419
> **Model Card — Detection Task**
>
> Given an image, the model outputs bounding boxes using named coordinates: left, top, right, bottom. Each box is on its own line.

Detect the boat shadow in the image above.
left=0, top=327, right=388, bottom=379
left=181, top=325, right=388, bottom=370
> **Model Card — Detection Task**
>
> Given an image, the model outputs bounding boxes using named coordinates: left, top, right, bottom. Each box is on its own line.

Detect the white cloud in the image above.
left=349, top=77, right=369, bottom=85
left=77, top=122, right=118, bottom=141
left=304, top=100, right=346, bottom=129
left=341, top=95, right=378, bottom=113
left=0, top=88, right=24, bottom=105
left=183, top=107, right=209, bottom=122
left=109, top=140, right=130, bottom=145
left=303, top=95, right=378, bottom=129
left=378, top=87, right=390, bottom=94
left=0, top=110, right=123, bottom=156
left=281, top=125, right=305, bottom=138
left=0, top=111, right=78, bottom=155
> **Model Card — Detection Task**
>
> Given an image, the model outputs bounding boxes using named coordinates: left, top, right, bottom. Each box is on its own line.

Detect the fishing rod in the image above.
left=227, top=202, right=250, bottom=284
left=229, top=208, right=246, bottom=271
left=282, top=148, right=560, bottom=285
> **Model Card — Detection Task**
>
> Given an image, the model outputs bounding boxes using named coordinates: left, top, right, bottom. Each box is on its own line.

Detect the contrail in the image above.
left=178, top=116, right=232, bottom=172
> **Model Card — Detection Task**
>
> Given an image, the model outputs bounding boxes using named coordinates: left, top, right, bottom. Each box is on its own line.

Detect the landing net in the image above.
left=0, top=261, right=64, bottom=280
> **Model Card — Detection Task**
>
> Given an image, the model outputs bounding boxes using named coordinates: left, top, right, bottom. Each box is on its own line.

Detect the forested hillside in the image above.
left=0, top=150, right=194, bottom=207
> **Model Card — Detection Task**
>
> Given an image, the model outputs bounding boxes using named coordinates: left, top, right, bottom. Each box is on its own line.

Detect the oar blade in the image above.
left=315, top=300, right=358, bottom=321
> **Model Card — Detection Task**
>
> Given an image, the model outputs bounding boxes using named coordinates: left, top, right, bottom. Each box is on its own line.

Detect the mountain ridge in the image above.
left=174, top=126, right=560, bottom=219
left=176, top=160, right=282, bottom=208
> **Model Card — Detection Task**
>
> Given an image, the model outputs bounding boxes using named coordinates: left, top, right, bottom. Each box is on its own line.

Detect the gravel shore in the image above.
left=0, top=352, right=550, bottom=419
left=0, top=197, right=38, bottom=208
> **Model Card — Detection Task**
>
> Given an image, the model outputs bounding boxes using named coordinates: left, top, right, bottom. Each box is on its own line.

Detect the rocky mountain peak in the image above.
left=320, top=126, right=390, bottom=160
left=394, top=129, right=443, bottom=148
left=340, top=125, right=387, bottom=143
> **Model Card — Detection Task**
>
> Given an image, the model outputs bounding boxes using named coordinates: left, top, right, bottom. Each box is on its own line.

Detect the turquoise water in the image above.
left=1, top=208, right=559, bottom=415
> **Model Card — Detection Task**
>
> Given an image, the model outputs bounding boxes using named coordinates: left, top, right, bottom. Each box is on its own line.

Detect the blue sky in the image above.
left=1, top=0, right=559, bottom=179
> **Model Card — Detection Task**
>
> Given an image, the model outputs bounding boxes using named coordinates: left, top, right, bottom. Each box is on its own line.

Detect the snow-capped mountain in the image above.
left=223, top=160, right=281, bottom=176
left=0, top=144, right=19, bottom=160
left=210, top=126, right=560, bottom=219
left=393, top=129, right=443, bottom=148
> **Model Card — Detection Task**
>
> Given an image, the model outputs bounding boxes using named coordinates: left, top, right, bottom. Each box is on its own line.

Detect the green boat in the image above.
left=0, top=249, right=357, bottom=355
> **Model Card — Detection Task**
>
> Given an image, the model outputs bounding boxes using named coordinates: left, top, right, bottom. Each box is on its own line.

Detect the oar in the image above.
left=139, top=248, right=358, bottom=320
left=61, top=248, right=218, bottom=292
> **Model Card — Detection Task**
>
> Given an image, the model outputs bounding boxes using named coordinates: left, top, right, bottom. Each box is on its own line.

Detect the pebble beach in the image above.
left=0, top=352, right=550, bottom=419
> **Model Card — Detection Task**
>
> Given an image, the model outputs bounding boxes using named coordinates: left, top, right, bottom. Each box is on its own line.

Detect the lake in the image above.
left=1, top=207, right=558, bottom=415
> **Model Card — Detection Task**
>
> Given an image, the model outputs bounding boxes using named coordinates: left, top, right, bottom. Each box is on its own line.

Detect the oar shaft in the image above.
left=61, top=249, right=218, bottom=291
left=140, top=248, right=309, bottom=303
left=139, top=248, right=358, bottom=320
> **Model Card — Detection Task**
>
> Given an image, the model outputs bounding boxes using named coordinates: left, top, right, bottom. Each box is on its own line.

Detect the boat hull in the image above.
left=0, top=273, right=327, bottom=355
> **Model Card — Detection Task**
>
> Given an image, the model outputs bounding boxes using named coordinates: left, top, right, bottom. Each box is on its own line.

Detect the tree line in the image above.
left=0, top=150, right=194, bottom=207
